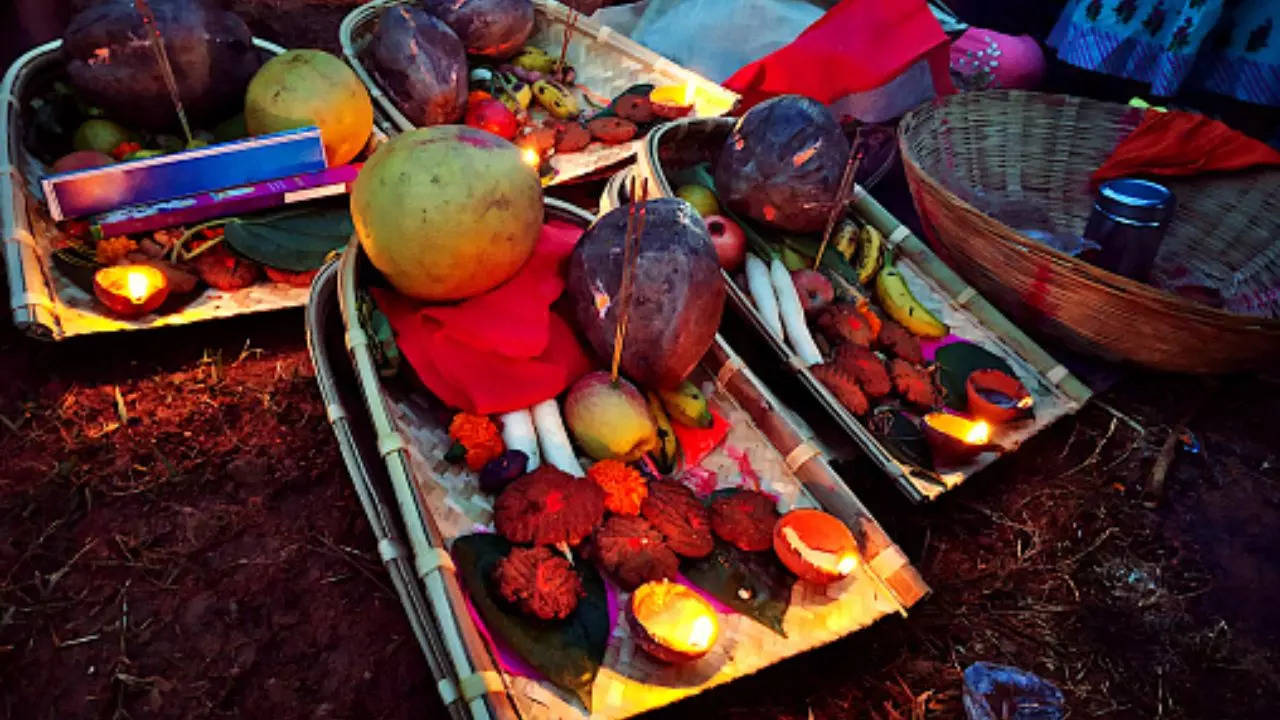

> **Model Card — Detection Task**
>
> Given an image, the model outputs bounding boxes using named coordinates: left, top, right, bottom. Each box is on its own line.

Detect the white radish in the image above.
left=770, top=256, right=823, bottom=366
left=498, top=409, right=540, bottom=472
left=745, top=253, right=783, bottom=340
left=531, top=398, right=585, bottom=477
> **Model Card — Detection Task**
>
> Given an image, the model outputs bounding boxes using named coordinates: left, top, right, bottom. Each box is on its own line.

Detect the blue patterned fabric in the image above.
left=1048, top=0, right=1280, bottom=106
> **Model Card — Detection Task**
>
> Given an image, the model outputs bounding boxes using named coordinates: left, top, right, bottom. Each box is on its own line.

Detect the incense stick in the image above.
left=610, top=177, right=647, bottom=383
left=813, top=128, right=864, bottom=270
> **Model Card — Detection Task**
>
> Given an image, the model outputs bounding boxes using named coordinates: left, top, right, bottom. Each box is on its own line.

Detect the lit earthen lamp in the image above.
left=773, top=509, right=859, bottom=585
left=627, top=580, right=719, bottom=663
left=921, top=412, right=995, bottom=467
left=965, top=369, right=1033, bottom=423
left=648, top=83, right=696, bottom=119
left=93, top=265, right=169, bottom=318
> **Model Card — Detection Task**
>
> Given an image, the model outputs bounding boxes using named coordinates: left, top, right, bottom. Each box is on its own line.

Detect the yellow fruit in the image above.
left=675, top=185, right=719, bottom=217
left=512, top=46, right=556, bottom=73
left=659, top=381, right=712, bottom=429
left=854, top=224, right=884, bottom=285
left=832, top=219, right=858, bottom=261
left=532, top=80, right=578, bottom=119
left=564, top=372, right=659, bottom=462
left=244, top=49, right=374, bottom=166
left=350, top=126, right=542, bottom=302
left=646, top=391, right=681, bottom=474
left=874, top=265, right=947, bottom=338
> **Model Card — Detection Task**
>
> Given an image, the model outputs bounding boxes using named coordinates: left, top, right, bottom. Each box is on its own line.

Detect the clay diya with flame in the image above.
left=93, top=264, right=169, bottom=318
left=921, top=412, right=996, bottom=467
left=772, top=509, right=860, bottom=585
left=966, top=369, right=1034, bottom=423
left=627, top=580, right=719, bottom=663
left=648, top=83, right=696, bottom=119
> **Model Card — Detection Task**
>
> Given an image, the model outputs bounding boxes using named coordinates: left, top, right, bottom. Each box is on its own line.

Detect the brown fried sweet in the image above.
left=264, top=266, right=319, bottom=287
left=877, top=319, right=924, bottom=364
left=710, top=490, right=778, bottom=552
left=493, top=546, right=582, bottom=620
left=193, top=244, right=261, bottom=291
left=815, top=303, right=876, bottom=348
left=812, top=363, right=869, bottom=416
left=889, top=358, right=939, bottom=409
left=554, top=122, right=591, bottom=153
left=493, top=466, right=605, bottom=546
left=832, top=344, right=892, bottom=399
left=590, top=515, right=679, bottom=590
left=614, top=95, right=656, bottom=124
left=641, top=480, right=714, bottom=558
left=587, top=116, right=637, bottom=144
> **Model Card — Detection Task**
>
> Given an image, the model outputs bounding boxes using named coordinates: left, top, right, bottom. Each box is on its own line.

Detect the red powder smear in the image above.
left=671, top=407, right=729, bottom=468
left=763, top=205, right=777, bottom=222
left=457, top=131, right=502, bottom=149
left=726, top=445, right=777, bottom=501
left=679, top=466, right=719, bottom=498
left=541, top=489, right=565, bottom=514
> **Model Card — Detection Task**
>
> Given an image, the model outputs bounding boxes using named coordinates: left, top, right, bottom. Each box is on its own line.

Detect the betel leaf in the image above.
left=222, top=200, right=353, bottom=272
left=934, top=342, right=1016, bottom=411
left=868, top=406, right=933, bottom=470
left=452, top=533, right=609, bottom=711
left=51, top=244, right=103, bottom=295
left=683, top=492, right=794, bottom=637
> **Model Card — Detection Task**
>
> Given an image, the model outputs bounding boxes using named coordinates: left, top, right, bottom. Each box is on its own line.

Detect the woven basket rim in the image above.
left=898, top=89, right=1280, bottom=332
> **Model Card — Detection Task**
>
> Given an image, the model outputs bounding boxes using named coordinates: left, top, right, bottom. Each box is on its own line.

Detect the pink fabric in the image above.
left=949, top=28, right=1046, bottom=91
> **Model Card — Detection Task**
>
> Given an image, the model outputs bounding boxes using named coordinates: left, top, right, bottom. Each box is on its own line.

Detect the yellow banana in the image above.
left=512, top=46, right=556, bottom=73
left=532, top=80, right=578, bottom=119
left=659, top=381, right=713, bottom=429
left=874, top=264, right=948, bottom=338
left=646, top=391, right=681, bottom=475
left=854, top=224, right=884, bottom=285
left=832, top=219, right=859, bottom=261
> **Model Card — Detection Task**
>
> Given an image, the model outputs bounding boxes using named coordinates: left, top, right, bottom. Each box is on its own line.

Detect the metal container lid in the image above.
left=1095, top=178, right=1176, bottom=227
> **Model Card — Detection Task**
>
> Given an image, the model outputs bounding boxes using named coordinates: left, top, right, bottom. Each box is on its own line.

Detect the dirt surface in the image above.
left=2, top=3, right=1279, bottom=719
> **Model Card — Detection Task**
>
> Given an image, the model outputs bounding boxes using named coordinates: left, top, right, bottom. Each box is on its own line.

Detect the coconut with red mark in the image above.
left=772, top=508, right=859, bottom=585
left=627, top=579, right=719, bottom=663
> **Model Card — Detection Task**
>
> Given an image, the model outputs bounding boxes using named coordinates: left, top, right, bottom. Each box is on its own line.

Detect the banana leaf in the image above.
left=51, top=244, right=102, bottom=295
left=682, top=491, right=794, bottom=637
left=222, top=200, right=353, bottom=272
left=868, top=407, right=933, bottom=470
left=934, top=342, right=1016, bottom=411
left=452, top=533, right=609, bottom=711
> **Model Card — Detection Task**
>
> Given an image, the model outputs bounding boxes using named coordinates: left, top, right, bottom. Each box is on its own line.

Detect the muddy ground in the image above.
left=2, top=2, right=1279, bottom=718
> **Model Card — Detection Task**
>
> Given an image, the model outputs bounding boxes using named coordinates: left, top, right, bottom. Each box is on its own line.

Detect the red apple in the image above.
left=791, top=269, right=834, bottom=315
left=703, top=214, right=745, bottom=271
left=465, top=98, right=519, bottom=141
left=50, top=150, right=115, bottom=175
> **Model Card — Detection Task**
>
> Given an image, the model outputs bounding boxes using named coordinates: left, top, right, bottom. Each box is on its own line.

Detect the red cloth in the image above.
left=373, top=220, right=592, bottom=415
left=722, top=0, right=952, bottom=111
left=1092, top=109, right=1280, bottom=185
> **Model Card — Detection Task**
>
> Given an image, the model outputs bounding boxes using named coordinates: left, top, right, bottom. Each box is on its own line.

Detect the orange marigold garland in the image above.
left=588, top=459, right=648, bottom=516
left=446, top=413, right=504, bottom=471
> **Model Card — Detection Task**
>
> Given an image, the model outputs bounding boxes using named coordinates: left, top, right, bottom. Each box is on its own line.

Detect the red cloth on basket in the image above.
left=722, top=0, right=953, bottom=111
left=1092, top=110, right=1280, bottom=185
left=372, top=220, right=592, bottom=415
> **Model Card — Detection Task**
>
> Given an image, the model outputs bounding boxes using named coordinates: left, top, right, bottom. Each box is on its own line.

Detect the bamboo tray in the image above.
left=612, top=117, right=1094, bottom=502
left=0, top=39, right=393, bottom=341
left=339, top=0, right=738, bottom=185
left=317, top=197, right=928, bottom=719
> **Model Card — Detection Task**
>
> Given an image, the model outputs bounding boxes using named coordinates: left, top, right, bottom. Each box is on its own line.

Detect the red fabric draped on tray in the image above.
left=1092, top=109, right=1280, bottom=185
left=373, top=220, right=592, bottom=415
left=722, top=0, right=952, bottom=110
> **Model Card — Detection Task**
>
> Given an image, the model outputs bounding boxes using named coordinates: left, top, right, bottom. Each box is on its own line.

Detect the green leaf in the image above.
left=51, top=244, right=103, bottom=295
left=779, top=234, right=861, bottom=285
left=589, top=83, right=655, bottom=121
left=934, top=342, right=1015, bottom=411
left=867, top=407, right=933, bottom=470
left=222, top=200, right=353, bottom=272
left=452, top=534, right=609, bottom=711
left=682, top=495, right=794, bottom=637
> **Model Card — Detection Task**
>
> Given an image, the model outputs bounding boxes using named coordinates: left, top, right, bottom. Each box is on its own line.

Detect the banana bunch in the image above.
left=494, top=71, right=532, bottom=112
left=874, top=263, right=948, bottom=338
left=832, top=219, right=859, bottom=261
left=659, top=381, right=713, bottom=429
left=646, top=391, right=681, bottom=474
left=512, top=46, right=557, bottom=74
left=532, top=79, right=578, bottom=119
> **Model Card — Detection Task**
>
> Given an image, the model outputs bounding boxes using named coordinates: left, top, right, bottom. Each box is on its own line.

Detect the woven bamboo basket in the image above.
left=618, top=117, right=1091, bottom=503
left=322, top=197, right=929, bottom=719
left=898, top=90, right=1280, bottom=373
left=338, top=0, right=737, bottom=185
left=0, top=39, right=392, bottom=340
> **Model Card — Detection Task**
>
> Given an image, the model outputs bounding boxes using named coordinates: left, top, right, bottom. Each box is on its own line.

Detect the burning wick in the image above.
left=836, top=553, right=858, bottom=576
left=682, top=81, right=696, bottom=107
left=521, top=147, right=541, bottom=168
left=964, top=420, right=991, bottom=445
left=686, top=614, right=715, bottom=651
left=125, top=269, right=152, bottom=304
left=1016, top=396, right=1034, bottom=410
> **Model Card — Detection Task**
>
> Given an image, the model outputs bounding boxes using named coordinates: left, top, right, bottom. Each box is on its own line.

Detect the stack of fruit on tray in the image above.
left=350, top=123, right=876, bottom=711
left=358, top=0, right=691, bottom=177
left=670, top=95, right=1037, bottom=472
left=32, top=0, right=379, bottom=319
